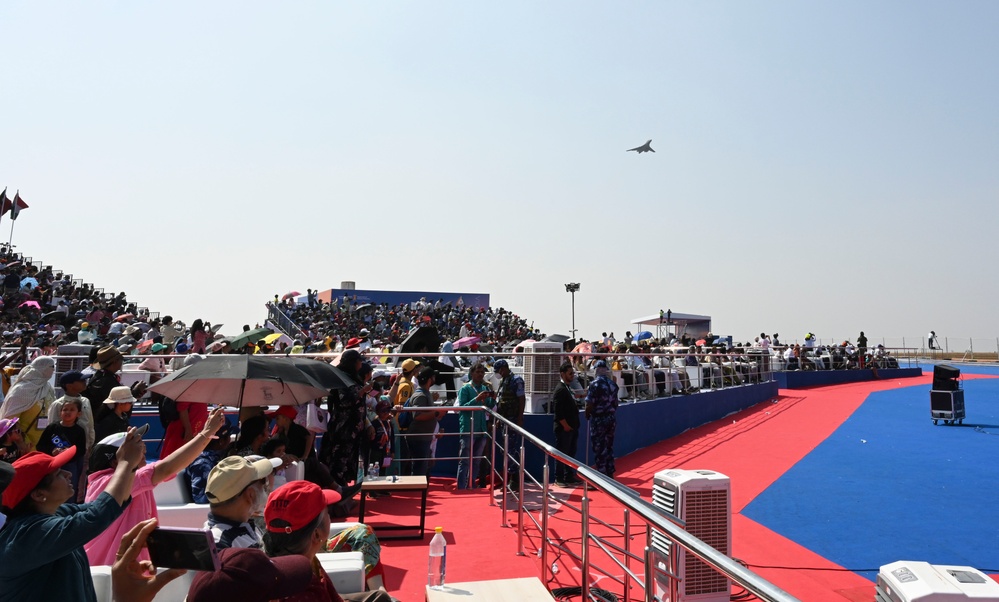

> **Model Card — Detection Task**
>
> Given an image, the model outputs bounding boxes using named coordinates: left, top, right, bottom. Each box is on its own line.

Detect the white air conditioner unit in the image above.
left=650, top=469, right=731, bottom=602
left=521, top=341, right=563, bottom=413
left=57, top=344, right=96, bottom=377
left=877, top=561, right=999, bottom=602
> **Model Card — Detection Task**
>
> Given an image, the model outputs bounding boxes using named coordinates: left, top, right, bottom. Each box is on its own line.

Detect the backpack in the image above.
left=398, top=391, right=426, bottom=430
left=154, top=392, right=180, bottom=429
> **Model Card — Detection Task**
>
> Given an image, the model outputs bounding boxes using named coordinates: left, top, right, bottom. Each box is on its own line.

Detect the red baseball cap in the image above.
left=188, top=547, right=312, bottom=602
left=266, top=405, right=298, bottom=421
left=2, top=448, right=78, bottom=509
left=264, top=481, right=341, bottom=533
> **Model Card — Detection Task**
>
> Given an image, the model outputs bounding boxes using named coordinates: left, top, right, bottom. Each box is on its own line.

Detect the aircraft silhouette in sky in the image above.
left=626, top=140, right=654, bottom=154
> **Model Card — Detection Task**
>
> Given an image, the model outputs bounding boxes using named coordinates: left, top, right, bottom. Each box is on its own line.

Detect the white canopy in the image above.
left=631, top=312, right=712, bottom=338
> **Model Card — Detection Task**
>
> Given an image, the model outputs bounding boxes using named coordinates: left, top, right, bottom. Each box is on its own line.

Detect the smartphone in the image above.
left=146, top=527, right=220, bottom=572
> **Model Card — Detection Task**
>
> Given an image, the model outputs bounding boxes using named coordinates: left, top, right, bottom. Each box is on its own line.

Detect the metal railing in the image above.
left=391, top=404, right=799, bottom=602
left=31, top=348, right=792, bottom=600
left=769, top=346, right=917, bottom=371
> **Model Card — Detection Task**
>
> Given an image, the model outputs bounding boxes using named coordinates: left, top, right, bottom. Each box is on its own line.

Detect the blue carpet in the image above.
left=743, top=376, right=999, bottom=580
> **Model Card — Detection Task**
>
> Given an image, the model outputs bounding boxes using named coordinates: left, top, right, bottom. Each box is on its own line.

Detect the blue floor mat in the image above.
left=743, top=378, right=999, bottom=580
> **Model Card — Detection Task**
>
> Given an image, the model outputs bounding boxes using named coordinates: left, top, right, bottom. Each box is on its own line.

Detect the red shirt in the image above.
left=280, top=559, right=344, bottom=602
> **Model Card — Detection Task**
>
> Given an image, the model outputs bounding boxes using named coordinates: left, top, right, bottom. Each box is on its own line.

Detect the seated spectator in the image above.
left=204, top=455, right=284, bottom=550
left=188, top=546, right=313, bottom=602
left=185, top=420, right=234, bottom=503
left=0, top=460, right=12, bottom=530
left=270, top=405, right=359, bottom=506
left=0, top=429, right=144, bottom=602
left=232, top=415, right=269, bottom=457
left=0, top=418, right=29, bottom=463
left=261, top=436, right=291, bottom=489
left=137, top=343, right=169, bottom=382
left=263, top=481, right=391, bottom=602
left=84, top=407, right=226, bottom=566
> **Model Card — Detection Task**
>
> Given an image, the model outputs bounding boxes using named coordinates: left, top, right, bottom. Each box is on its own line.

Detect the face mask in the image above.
left=249, top=484, right=266, bottom=517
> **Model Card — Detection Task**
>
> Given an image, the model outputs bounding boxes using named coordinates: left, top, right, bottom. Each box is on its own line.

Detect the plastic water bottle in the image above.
left=368, top=463, right=379, bottom=479
left=428, top=526, right=446, bottom=589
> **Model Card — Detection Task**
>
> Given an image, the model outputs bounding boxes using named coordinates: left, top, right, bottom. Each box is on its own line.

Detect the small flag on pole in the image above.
left=6, top=192, right=28, bottom=220
left=0, top=188, right=7, bottom=215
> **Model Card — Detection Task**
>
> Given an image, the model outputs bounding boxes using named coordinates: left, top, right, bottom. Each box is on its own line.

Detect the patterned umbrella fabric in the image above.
left=148, top=355, right=327, bottom=407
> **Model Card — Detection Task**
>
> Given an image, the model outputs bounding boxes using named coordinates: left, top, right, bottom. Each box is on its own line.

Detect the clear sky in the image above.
left=2, top=2, right=997, bottom=347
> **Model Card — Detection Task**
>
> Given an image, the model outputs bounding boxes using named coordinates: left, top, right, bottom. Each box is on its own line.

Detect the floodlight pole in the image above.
left=565, top=283, right=580, bottom=339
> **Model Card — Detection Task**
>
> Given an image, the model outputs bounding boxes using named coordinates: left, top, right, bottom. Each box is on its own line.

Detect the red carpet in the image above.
left=366, top=373, right=993, bottom=602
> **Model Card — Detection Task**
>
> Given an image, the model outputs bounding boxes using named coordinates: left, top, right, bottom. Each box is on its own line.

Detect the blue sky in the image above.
left=2, top=2, right=997, bottom=345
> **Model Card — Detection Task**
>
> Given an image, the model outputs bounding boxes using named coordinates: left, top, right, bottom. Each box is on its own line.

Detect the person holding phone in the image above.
left=455, top=362, right=495, bottom=489
left=84, top=407, right=227, bottom=566
left=0, top=427, right=145, bottom=602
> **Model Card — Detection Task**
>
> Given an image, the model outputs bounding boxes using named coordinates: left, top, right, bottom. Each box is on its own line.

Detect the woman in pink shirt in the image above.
left=83, top=407, right=226, bottom=566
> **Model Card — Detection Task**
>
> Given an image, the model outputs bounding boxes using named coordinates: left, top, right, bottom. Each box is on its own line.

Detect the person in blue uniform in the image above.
left=585, top=360, right=619, bottom=478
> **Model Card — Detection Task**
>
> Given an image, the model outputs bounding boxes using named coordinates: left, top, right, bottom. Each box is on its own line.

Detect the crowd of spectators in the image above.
left=274, top=294, right=544, bottom=353
left=0, top=245, right=216, bottom=363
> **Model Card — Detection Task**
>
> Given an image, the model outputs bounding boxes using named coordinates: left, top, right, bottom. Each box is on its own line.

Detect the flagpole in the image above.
left=0, top=187, right=6, bottom=244
left=7, top=189, right=16, bottom=248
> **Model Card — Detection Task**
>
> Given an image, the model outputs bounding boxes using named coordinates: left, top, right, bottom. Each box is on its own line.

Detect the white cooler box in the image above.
left=877, top=561, right=999, bottom=602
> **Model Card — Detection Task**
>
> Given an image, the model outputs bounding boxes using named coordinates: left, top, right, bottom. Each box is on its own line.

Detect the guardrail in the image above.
left=390, top=405, right=800, bottom=602
left=29, top=349, right=790, bottom=601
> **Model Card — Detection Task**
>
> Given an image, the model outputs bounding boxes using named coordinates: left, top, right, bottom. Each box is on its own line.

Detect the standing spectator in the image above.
left=406, top=367, right=445, bottom=477
left=455, top=363, right=494, bottom=489
left=83, top=346, right=146, bottom=423
left=47, top=371, right=95, bottom=454
left=159, top=389, right=210, bottom=459
left=585, top=360, right=619, bottom=478
left=94, top=387, right=136, bottom=444
left=36, top=398, right=87, bottom=501
left=493, top=359, right=525, bottom=485
left=552, top=362, right=581, bottom=486
left=0, top=356, right=57, bottom=449
left=857, top=331, right=868, bottom=369
left=319, top=350, right=370, bottom=486
left=160, top=315, right=181, bottom=346
left=369, top=400, right=394, bottom=476
left=391, top=359, right=420, bottom=406
left=190, top=319, right=209, bottom=354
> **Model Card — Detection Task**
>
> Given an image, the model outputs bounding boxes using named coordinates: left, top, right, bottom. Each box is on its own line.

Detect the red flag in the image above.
left=7, top=192, right=28, bottom=220
left=0, top=188, right=7, bottom=215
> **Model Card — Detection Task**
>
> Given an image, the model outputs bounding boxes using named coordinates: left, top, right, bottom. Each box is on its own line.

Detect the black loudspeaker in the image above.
left=933, top=378, right=960, bottom=391
left=934, top=364, right=961, bottom=380
left=933, top=364, right=961, bottom=391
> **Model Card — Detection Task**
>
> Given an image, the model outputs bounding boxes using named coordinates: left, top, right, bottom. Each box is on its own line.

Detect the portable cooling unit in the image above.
left=650, top=469, right=731, bottom=602
left=56, top=344, right=95, bottom=376
left=877, top=561, right=999, bottom=602
left=521, top=341, right=563, bottom=413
